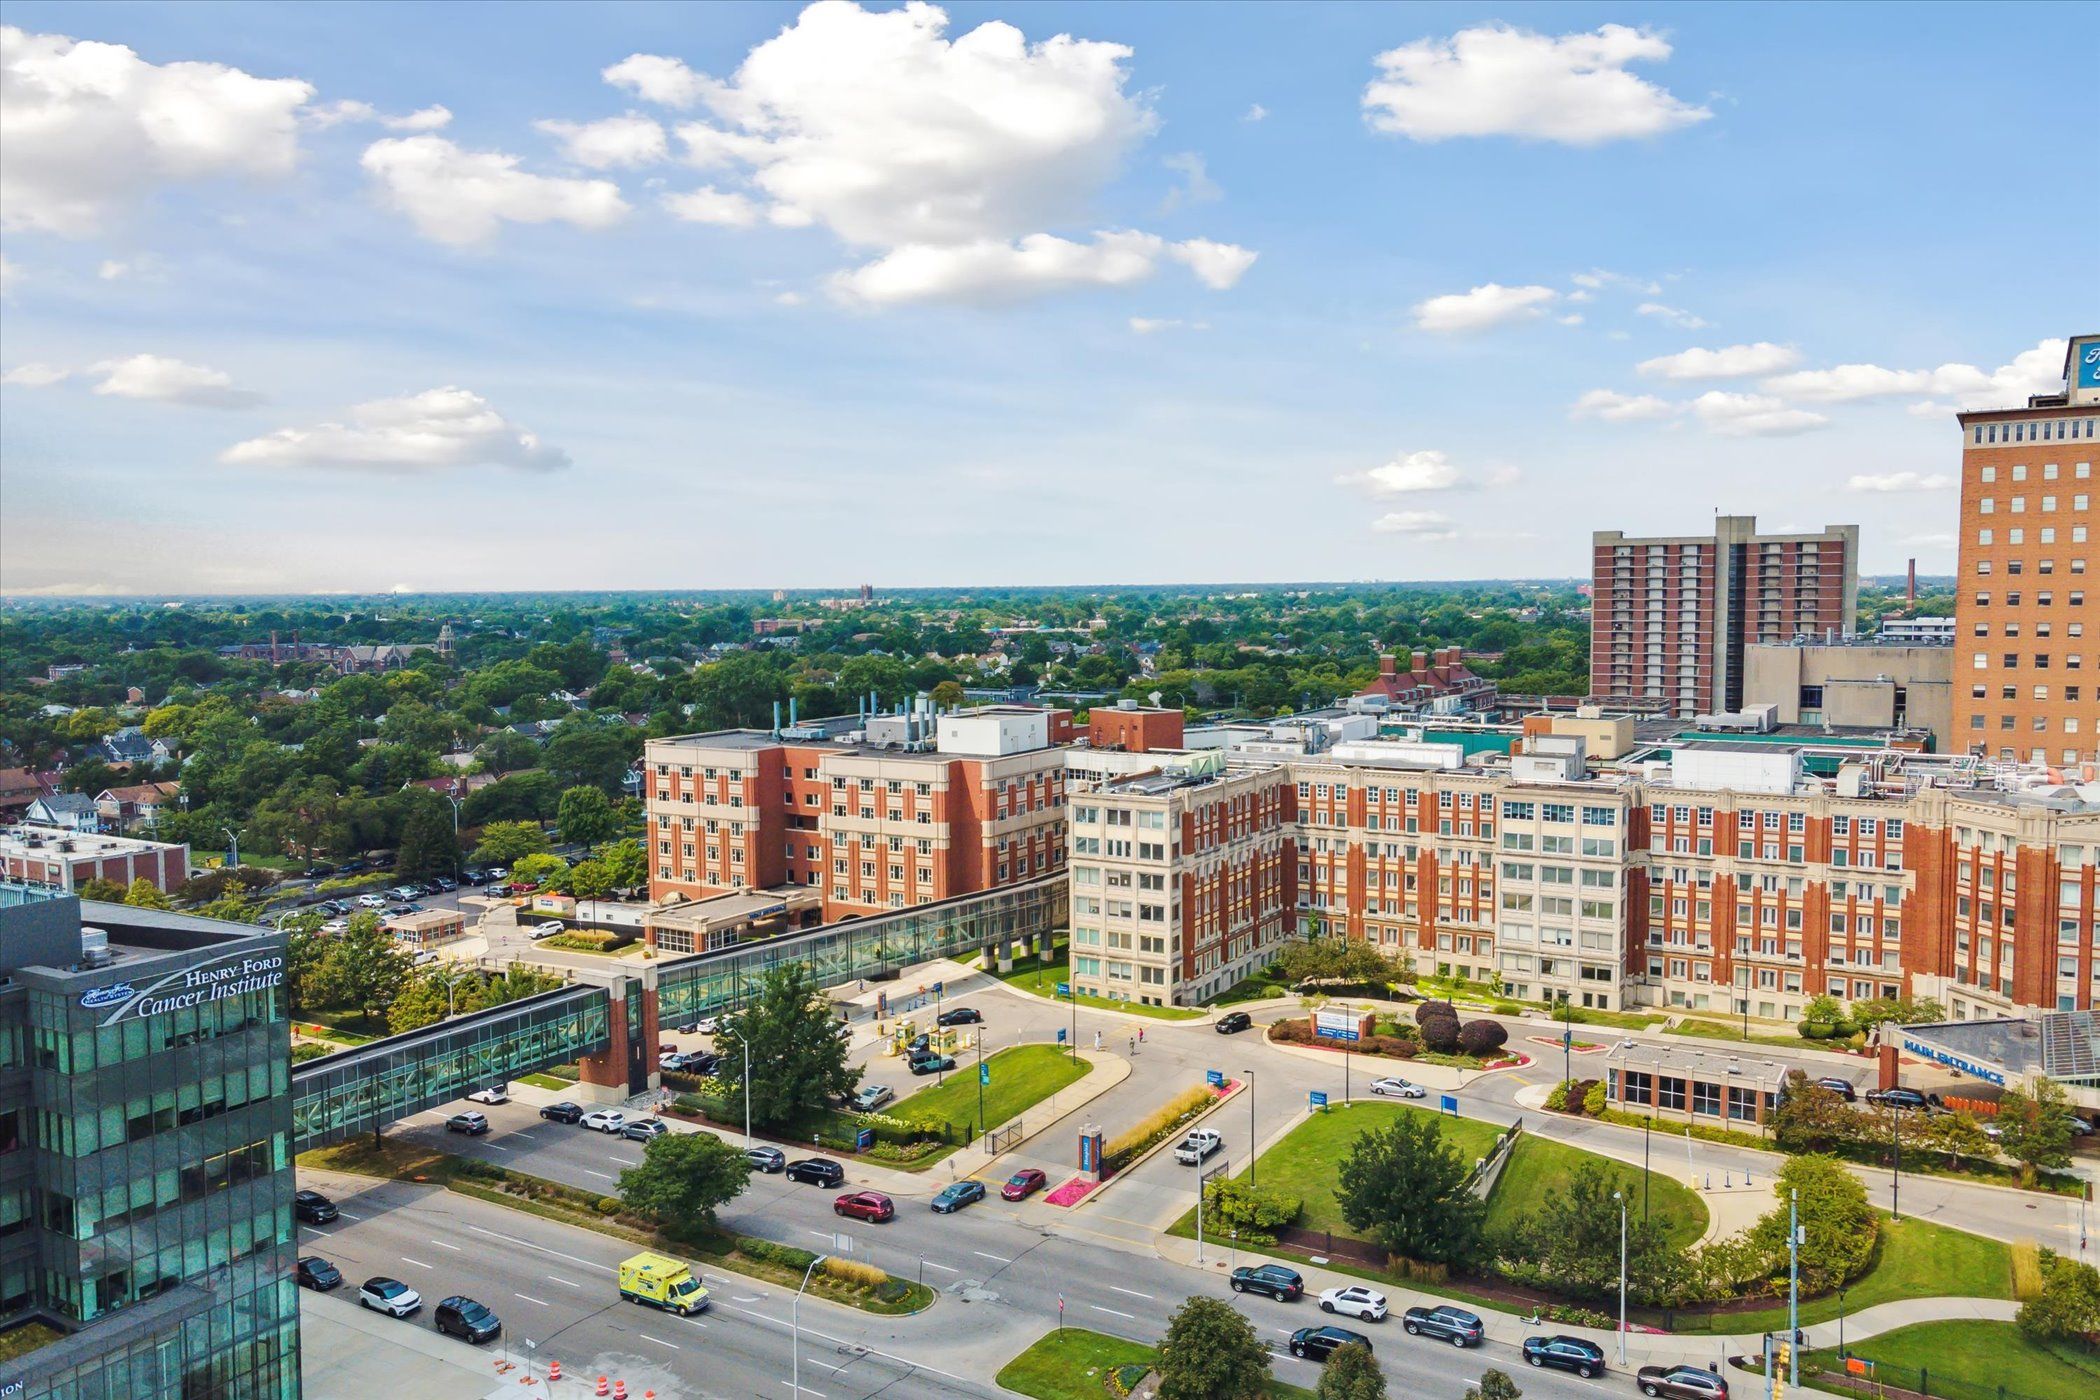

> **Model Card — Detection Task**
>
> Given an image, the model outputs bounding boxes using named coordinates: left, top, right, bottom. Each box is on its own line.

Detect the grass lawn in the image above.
left=890, top=1043, right=1090, bottom=1135
left=978, top=945, right=1205, bottom=1020
left=996, top=1327, right=1314, bottom=1400
left=1797, top=1320, right=2100, bottom=1400
left=293, top=1000, right=389, bottom=1039
left=1710, top=1215, right=2012, bottom=1334
left=520, top=1072, right=572, bottom=1090
left=1481, top=1134, right=1707, bottom=1252
left=1666, top=1017, right=1822, bottom=1051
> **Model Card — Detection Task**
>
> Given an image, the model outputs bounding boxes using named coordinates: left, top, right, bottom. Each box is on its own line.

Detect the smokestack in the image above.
left=1907, top=558, right=1916, bottom=603
left=788, top=696, right=798, bottom=728
left=1379, top=654, right=1397, bottom=679
left=771, top=700, right=781, bottom=735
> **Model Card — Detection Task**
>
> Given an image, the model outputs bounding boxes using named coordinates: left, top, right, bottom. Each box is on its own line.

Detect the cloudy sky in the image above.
left=2, top=1, right=2092, bottom=595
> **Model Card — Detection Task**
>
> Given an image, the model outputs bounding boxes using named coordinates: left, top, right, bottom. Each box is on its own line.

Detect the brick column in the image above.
left=578, top=987, right=627, bottom=1089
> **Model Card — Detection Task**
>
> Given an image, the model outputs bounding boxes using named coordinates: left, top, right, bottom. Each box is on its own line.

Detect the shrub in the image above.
left=1414, top=1000, right=1459, bottom=1028
left=737, top=1236, right=816, bottom=1271
left=822, top=1257, right=889, bottom=1289
left=1203, top=1179, right=1303, bottom=1241
left=1419, top=1016, right=1462, bottom=1055
left=1584, top=1081, right=1607, bottom=1115
left=595, top=1196, right=621, bottom=1215
left=1105, top=1085, right=1216, bottom=1170
left=1492, top=1002, right=1523, bottom=1016
left=1458, top=1019, right=1508, bottom=1055
left=2012, top=1240, right=2045, bottom=1301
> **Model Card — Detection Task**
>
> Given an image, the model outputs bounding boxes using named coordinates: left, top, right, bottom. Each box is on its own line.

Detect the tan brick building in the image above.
left=1952, top=333, right=2100, bottom=766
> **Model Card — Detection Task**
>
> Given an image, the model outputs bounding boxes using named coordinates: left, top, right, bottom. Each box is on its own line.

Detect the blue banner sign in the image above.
left=1309, top=1090, right=1328, bottom=1109
left=1440, top=1093, right=1460, bottom=1116
left=1206, top=1069, right=1225, bottom=1088
left=1899, top=1034, right=2006, bottom=1086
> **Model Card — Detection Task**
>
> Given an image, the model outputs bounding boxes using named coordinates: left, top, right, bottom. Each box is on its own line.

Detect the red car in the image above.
left=1000, top=1168, right=1047, bottom=1201
left=832, top=1191, right=895, bottom=1223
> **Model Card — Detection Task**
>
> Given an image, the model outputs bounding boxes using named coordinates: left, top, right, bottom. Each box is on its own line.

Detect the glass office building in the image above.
left=0, top=886, right=299, bottom=1400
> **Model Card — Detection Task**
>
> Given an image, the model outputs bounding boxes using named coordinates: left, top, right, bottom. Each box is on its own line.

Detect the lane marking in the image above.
left=1109, top=1286, right=1153, bottom=1300
left=546, top=1276, right=581, bottom=1289
left=778, top=1385, right=826, bottom=1400
left=336, top=1211, right=364, bottom=1221
left=465, top=1225, right=611, bottom=1273
left=430, top=1241, right=462, bottom=1252
left=401, top=1257, right=433, bottom=1270
left=640, top=1334, right=680, bottom=1350
left=920, top=1261, right=958, bottom=1274
left=972, top=1251, right=1010, bottom=1263
left=581, top=1169, right=615, bottom=1181
left=515, top=1294, right=548, bottom=1307
left=1092, top=1305, right=1137, bottom=1320
left=486, top=1143, right=511, bottom=1153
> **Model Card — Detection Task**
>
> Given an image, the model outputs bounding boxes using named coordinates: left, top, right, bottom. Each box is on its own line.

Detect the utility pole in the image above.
left=742, top=1027, right=752, bottom=1150
left=1615, top=1189, right=1628, bottom=1368
left=1891, top=1109, right=1902, bottom=1221
left=1642, top=1111, right=1653, bottom=1224
left=1245, top=1069, right=1257, bottom=1190
left=1787, top=1187, right=1802, bottom=1390
left=976, top=1030, right=986, bottom=1140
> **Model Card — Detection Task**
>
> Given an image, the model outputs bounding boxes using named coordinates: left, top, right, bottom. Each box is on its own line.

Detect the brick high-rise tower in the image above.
left=1952, top=334, right=2100, bottom=765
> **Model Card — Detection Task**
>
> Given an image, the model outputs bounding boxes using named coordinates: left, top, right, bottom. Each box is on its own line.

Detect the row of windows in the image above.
left=1970, top=418, right=2096, bottom=444
left=1976, top=525, right=2091, bottom=546
left=1974, top=492, right=2090, bottom=513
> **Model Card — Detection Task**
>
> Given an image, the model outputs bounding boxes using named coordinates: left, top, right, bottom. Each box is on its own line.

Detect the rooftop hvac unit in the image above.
left=80, top=927, right=112, bottom=969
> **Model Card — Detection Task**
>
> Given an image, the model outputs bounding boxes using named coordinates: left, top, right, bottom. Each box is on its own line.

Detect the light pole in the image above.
left=1837, top=1286, right=1848, bottom=1359
left=742, top=1023, right=752, bottom=1150
left=1787, top=1187, right=1801, bottom=1391
left=1642, top=1110, right=1653, bottom=1224
left=1560, top=991, right=1573, bottom=1088
left=1245, top=1069, right=1257, bottom=1190
left=975, top=1030, right=987, bottom=1141
left=792, top=1253, right=826, bottom=1399
left=934, top=982, right=945, bottom=1086
left=1615, top=1189, right=1628, bottom=1368
left=224, top=825, right=241, bottom=873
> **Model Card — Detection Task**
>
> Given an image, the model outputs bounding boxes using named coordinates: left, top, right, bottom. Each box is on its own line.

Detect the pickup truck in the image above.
left=1173, top=1128, right=1223, bottom=1165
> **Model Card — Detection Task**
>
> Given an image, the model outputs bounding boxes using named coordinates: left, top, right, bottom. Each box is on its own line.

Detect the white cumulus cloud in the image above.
left=1, top=24, right=316, bottom=234
left=1338, top=449, right=1464, bottom=495
left=616, top=3, right=1247, bottom=305
left=1691, top=391, right=1827, bottom=438
left=1128, top=317, right=1206, bottom=334
left=1570, top=388, right=1673, bottom=422
left=661, top=185, right=762, bottom=227
left=1761, top=340, right=2065, bottom=410
left=1, top=362, right=69, bottom=386
left=1638, top=342, right=1800, bottom=380
left=1363, top=24, right=1711, bottom=145
left=1637, top=302, right=1707, bottom=329
left=1243, top=103, right=1268, bottom=122
left=1413, top=282, right=1559, bottom=333
left=220, top=387, right=568, bottom=473
left=360, top=136, right=629, bottom=245
left=308, top=99, right=452, bottom=131
left=534, top=114, right=668, bottom=170
left=1370, top=510, right=1459, bottom=540
left=1847, top=472, right=1954, bottom=493
left=91, top=353, right=259, bottom=408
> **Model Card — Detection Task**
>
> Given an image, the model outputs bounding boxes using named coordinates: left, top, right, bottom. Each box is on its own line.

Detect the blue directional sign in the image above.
left=855, top=1127, right=875, bottom=1152
left=1440, top=1093, right=1460, bottom=1117
left=931, top=981, right=944, bottom=995
left=980, top=1062, right=991, bottom=1085
left=1057, top=1028, right=1068, bottom=1044
left=1206, top=1069, right=1225, bottom=1089
left=1308, top=1090, right=1329, bottom=1110
left=1056, top=982, right=1071, bottom=997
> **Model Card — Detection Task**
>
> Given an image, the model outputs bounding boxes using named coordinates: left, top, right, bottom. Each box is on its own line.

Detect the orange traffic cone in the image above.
left=594, top=1379, right=609, bottom=1398
left=548, top=1361, right=562, bottom=1384
left=613, top=1384, right=628, bottom=1400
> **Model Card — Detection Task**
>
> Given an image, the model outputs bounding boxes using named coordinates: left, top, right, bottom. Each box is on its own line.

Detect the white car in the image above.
left=1319, top=1285, right=1388, bottom=1321
left=851, top=1084, right=894, bottom=1113
left=530, top=921, right=564, bottom=940
left=466, top=1085, right=509, bottom=1106
left=355, top=893, right=388, bottom=909
left=581, top=1109, right=626, bottom=1133
left=1174, top=1128, right=1224, bottom=1165
left=1369, top=1077, right=1426, bottom=1099
left=694, top=1016, right=720, bottom=1034
left=358, top=1277, right=421, bottom=1317
left=321, top=918, right=348, bottom=934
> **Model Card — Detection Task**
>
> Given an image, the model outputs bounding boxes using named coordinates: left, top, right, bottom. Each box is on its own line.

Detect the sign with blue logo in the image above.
left=1206, top=1069, right=1224, bottom=1088
left=1308, top=1090, right=1328, bottom=1110
left=980, top=1062, right=991, bottom=1085
left=1440, top=1093, right=1461, bottom=1116
left=931, top=981, right=943, bottom=995
left=79, top=983, right=137, bottom=1010
left=855, top=1127, right=875, bottom=1152
left=2079, top=340, right=2100, bottom=391
left=1900, top=1034, right=2006, bottom=1086
left=1056, top=982, right=1071, bottom=997
left=1057, top=1027, right=1067, bottom=1044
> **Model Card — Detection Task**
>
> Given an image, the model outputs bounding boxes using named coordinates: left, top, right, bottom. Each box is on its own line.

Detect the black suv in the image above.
left=1229, top=1264, right=1304, bottom=1301
left=539, top=1101, right=585, bottom=1124
left=1215, top=1011, right=1253, bottom=1034
left=1289, top=1325, right=1371, bottom=1361
left=936, top=1007, right=983, bottom=1026
left=1812, top=1076, right=1858, bottom=1101
left=1523, top=1334, right=1605, bottom=1377
left=785, top=1157, right=845, bottom=1187
left=1401, top=1305, right=1484, bottom=1347
left=293, top=1190, right=339, bottom=1224
left=434, top=1296, right=502, bottom=1343
left=296, top=1256, right=342, bottom=1291
left=1865, top=1086, right=1931, bottom=1111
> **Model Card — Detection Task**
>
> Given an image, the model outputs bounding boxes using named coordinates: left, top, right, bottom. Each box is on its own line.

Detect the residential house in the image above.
left=24, top=794, right=101, bottom=833
left=101, top=727, right=175, bottom=766
left=0, top=769, right=53, bottom=821
left=95, top=782, right=182, bottom=830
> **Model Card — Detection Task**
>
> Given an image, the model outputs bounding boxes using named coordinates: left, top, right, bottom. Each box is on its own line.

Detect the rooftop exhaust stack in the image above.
left=771, top=700, right=781, bottom=735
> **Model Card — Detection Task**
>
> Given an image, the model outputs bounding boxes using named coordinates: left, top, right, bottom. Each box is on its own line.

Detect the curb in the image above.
left=1068, top=1078, right=1246, bottom=1212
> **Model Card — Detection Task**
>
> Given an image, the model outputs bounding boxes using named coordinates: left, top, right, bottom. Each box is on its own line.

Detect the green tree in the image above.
left=929, top=680, right=965, bottom=710
left=543, top=722, right=636, bottom=795
left=462, top=966, right=563, bottom=1012
left=1317, top=1341, right=1387, bottom=1400
left=77, top=876, right=127, bottom=902
left=387, top=974, right=456, bottom=1034
left=712, top=963, right=860, bottom=1132
left=1925, top=1112, right=1996, bottom=1171
left=1156, top=1295, right=1272, bottom=1400
left=395, top=795, right=460, bottom=881
left=312, top=915, right=413, bottom=1027
left=1335, top=1112, right=1484, bottom=1269
left=472, top=820, right=550, bottom=865
left=122, top=877, right=172, bottom=909
left=1463, top=1370, right=1522, bottom=1400
left=1996, top=1077, right=2075, bottom=1185
left=617, top=1130, right=751, bottom=1230
left=285, top=928, right=328, bottom=1018
left=511, top=852, right=570, bottom=887
left=1750, top=1154, right=1875, bottom=1295
left=1494, top=1161, right=1671, bottom=1303
left=2016, top=1249, right=2100, bottom=1344
left=567, top=858, right=616, bottom=908
left=556, top=785, right=620, bottom=846
left=595, top=837, right=647, bottom=889
left=1771, top=1072, right=1865, bottom=1154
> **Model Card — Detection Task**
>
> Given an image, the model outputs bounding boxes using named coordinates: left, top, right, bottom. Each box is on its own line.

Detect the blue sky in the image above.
left=2, top=1, right=2093, bottom=595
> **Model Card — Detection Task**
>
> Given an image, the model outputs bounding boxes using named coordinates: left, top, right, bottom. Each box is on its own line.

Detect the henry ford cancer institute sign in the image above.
left=80, top=950, right=287, bottom=1026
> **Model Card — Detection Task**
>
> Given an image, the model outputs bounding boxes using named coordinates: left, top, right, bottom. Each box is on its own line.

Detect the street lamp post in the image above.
left=1560, top=992, right=1573, bottom=1088
left=976, top=1030, right=987, bottom=1142
left=1615, top=1190, right=1628, bottom=1368
left=792, top=1253, right=827, bottom=1399
left=1890, top=1108, right=1902, bottom=1221
left=1787, top=1187, right=1802, bottom=1391
left=1642, top=1111, right=1653, bottom=1224
left=1837, top=1286, right=1848, bottom=1359
left=1245, top=1069, right=1256, bottom=1190
left=742, top=1025, right=752, bottom=1151
left=224, top=826, right=241, bottom=873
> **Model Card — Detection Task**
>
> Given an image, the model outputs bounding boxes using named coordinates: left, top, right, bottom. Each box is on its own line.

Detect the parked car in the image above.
left=1317, top=1285, right=1387, bottom=1321
left=581, top=1109, right=627, bottom=1134
left=785, top=1157, right=845, bottom=1187
left=1865, top=1087, right=1931, bottom=1111
left=321, top=919, right=348, bottom=934
left=906, top=1034, right=931, bottom=1056
left=1174, top=1128, right=1224, bottom=1165
left=693, top=1015, right=721, bottom=1034
left=462, top=868, right=490, bottom=885
left=909, top=1052, right=956, bottom=1076
left=1523, top=1335, right=1605, bottom=1378
left=434, top=1296, right=501, bottom=1343
left=530, top=920, right=564, bottom=939
left=1637, top=1365, right=1730, bottom=1399
left=486, top=867, right=510, bottom=881
left=1812, top=1076, right=1858, bottom=1101
left=833, top=1190, right=895, bottom=1223
left=296, top=1256, right=343, bottom=1291
left=1215, top=1011, right=1253, bottom=1034
left=293, top=1190, right=339, bottom=1225
left=682, top=1052, right=721, bottom=1077
left=356, top=894, right=388, bottom=909
left=432, top=877, right=459, bottom=892
left=936, top=1007, right=983, bottom=1026
left=658, top=1052, right=690, bottom=1073
left=931, top=1180, right=986, bottom=1213
left=622, top=1118, right=669, bottom=1142
left=1229, top=1264, right=1304, bottom=1301
left=745, top=1145, right=787, bottom=1172
left=852, top=1084, right=894, bottom=1112
left=385, top=904, right=415, bottom=918
left=539, top=1101, right=584, bottom=1124
left=1289, top=1325, right=1372, bottom=1362
left=1401, top=1305, right=1483, bottom=1347
left=446, top=1112, right=489, bottom=1136
left=358, top=1277, right=421, bottom=1318
left=466, top=1084, right=509, bottom=1106
left=1369, top=1077, right=1425, bottom=1099
left=1001, top=1168, right=1048, bottom=1201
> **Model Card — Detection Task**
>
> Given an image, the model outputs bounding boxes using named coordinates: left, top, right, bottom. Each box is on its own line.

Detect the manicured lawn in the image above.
left=1798, top=1320, right=2100, bottom=1400
left=520, top=1072, right=572, bottom=1090
left=1713, top=1215, right=2011, bottom=1334
left=979, top=945, right=1205, bottom=1020
left=1481, top=1134, right=1707, bottom=1252
left=890, top=1043, right=1090, bottom=1135
left=1667, top=1017, right=1822, bottom=1051
left=996, top=1327, right=1314, bottom=1400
